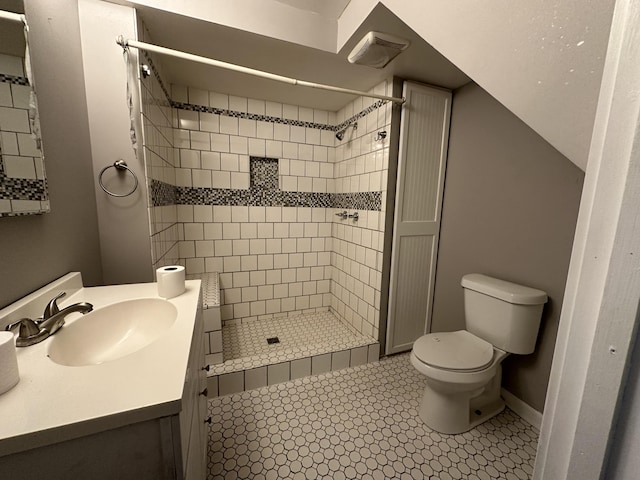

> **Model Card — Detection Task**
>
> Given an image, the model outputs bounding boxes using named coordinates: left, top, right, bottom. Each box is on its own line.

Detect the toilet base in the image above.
left=418, top=366, right=505, bottom=434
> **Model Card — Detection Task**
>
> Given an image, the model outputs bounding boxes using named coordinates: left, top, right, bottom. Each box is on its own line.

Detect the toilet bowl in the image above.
left=410, top=274, right=547, bottom=434
left=411, top=331, right=509, bottom=434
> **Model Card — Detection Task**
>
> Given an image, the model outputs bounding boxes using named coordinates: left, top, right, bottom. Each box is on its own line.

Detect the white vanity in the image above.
left=0, top=273, right=208, bottom=480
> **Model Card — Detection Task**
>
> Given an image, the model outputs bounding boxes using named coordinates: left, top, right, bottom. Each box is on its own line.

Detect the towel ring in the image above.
left=98, top=160, right=138, bottom=197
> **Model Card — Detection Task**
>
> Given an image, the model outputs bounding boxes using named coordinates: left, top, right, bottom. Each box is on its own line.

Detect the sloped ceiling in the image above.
left=115, top=0, right=616, bottom=170
left=131, top=3, right=470, bottom=111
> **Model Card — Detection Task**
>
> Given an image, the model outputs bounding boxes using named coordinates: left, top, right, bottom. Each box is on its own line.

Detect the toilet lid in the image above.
left=413, top=330, right=494, bottom=371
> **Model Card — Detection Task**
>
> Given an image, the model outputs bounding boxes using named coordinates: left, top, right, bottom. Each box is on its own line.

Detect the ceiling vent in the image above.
left=347, top=31, right=410, bottom=69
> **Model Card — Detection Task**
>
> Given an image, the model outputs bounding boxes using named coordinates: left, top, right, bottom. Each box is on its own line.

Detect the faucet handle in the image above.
left=6, top=318, right=40, bottom=338
left=43, top=292, right=66, bottom=320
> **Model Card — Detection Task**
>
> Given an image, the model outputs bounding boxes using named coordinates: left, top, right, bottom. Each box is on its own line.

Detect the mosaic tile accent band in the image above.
left=144, top=56, right=389, bottom=133
left=0, top=147, right=47, bottom=201
left=173, top=101, right=338, bottom=131
left=149, top=178, right=176, bottom=206
left=0, top=172, right=47, bottom=200
left=0, top=73, right=29, bottom=86
left=141, top=51, right=172, bottom=103
left=151, top=157, right=382, bottom=210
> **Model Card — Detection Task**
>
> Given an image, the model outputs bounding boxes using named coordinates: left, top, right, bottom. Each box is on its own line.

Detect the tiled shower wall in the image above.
left=0, top=53, right=48, bottom=216
left=170, top=87, right=336, bottom=324
left=331, top=88, right=391, bottom=340
left=137, top=24, right=180, bottom=270
left=139, top=52, right=393, bottom=341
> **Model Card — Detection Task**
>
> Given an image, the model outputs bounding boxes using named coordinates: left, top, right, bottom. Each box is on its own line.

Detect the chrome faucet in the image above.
left=5, top=292, right=93, bottom=347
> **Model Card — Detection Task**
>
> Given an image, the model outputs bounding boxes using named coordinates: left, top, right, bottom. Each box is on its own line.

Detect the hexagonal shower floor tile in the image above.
left=207, top=353, right=538, bottom=479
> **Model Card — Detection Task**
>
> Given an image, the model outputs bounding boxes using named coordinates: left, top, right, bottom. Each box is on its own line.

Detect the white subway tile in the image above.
left=245, top=367, right=267, bottom=390
left=229, top=96, right=247, bottom=112
left=3, top=156, right=35, bottom=179
left=219, top=372, right=244, bottom=396
left=250, top=270, right=266, bottom=286
left=173, top=129, right=190, bottom=148
left=192, top=170, right=212, bottom=188
left=178, top=109, right=199, bottom=130
left=305, top=128, right=320, bottom=145
left=230, top=136, right=248, bottom=154
left=171, top=85, right=188, bottom=103
left=250, top=239, right=267, bottom=255
left=201, top=151, right=221, bottom=170
left=0, top=132, right=18, bottom=155
left=220, top=153, right=239, bottom=171
left=282, top=104, right=298, bottom=120
left=212, top=170, right=231, bottom=189
left=266, top=239, right=282, bottom=254
left=233, top=239, right=250, bottom=256
left=265, top=101, right=282, bottom=118
left=265, top=140, right=282, bottom=158
left=188, top=87, right=208, bottom=106
left=223, top=223, right=241, bottom=239
left=257, top=223, right=274, bottom=238
left=331, top=350, right=350, bottom=371
left=242, top=286, right=258, bottom=301
left=290, top=358, right=311, bottom=380
left=298, top=107, right=313, bottom=122
left=223, top=256, right=241, bottom=271
left=267, top=362, right=290, bottom=385
left=233, top=272, right=250, bottom=287
left=200, top=112, right=219, bottom=132
left=280, top=175, right=296, bottom=191
left=311, top=354, right=331, bottom=375
left=273, top=223, right=289, bottom=239
left=265, top=206, right=282, bottom=222
left=238, top=118, right=256, bottom=137
left=256, top=121, right=274, bottom=140
left=290, top=125, right=305, bottom=143
left=273, top=283, right=288, bottom=298
left=220, top=115, right=238, bottom=135
left=282, top=142, right=298, bottom=159
left=205, top=257, right=224, bottom=272
left=211, top=133, right=230, bottom=152
left=248, top=138, right=266, bottom=156
left=209, top=92, right=229, bottom=109
left=190, top=130, right=211, bottom=150
left=213, top=205, right=232, bottom=222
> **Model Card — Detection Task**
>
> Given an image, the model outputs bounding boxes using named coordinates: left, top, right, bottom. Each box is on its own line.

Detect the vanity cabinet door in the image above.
left=181, top=306, right=207, bottom=480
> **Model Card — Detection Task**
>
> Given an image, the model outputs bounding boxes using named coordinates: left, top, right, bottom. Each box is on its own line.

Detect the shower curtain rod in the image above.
left=0, top=9, right=25, bottom=23
left=116, top=36, right=406, bottom=105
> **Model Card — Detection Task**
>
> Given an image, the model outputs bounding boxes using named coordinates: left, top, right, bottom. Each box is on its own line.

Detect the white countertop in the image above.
left=0, top=275, right=201, bottom=457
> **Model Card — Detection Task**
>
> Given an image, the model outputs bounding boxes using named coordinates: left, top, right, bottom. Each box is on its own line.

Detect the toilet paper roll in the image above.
left=156, top=265, right=186, bottom=299
left=0, top=331, right=20, bottom=396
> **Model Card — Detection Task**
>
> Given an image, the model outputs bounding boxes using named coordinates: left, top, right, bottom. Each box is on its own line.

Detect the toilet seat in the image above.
left=413, top=330, right=494, bottom=372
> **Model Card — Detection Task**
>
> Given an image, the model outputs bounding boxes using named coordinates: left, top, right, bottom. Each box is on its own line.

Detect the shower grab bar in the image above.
left=116, top=36, right=406, bottom=105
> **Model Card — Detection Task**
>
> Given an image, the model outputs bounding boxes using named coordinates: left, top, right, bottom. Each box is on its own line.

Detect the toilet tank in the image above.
left=462, top=274, right=548, bottom=355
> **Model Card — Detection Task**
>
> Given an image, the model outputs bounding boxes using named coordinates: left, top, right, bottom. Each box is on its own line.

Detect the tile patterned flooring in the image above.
left=207, top=353, right=538, bottom=479
left=212, top=310, right=374, bottom=375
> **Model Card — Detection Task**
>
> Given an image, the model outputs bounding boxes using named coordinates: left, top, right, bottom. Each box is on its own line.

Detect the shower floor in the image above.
left=207, top=310, right=380, bottom=396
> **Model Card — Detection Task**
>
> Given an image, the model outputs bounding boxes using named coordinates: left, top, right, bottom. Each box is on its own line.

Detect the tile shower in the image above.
left=0, top=53, right=48, bottom=216
left=138, top=34, right=393, bottom=390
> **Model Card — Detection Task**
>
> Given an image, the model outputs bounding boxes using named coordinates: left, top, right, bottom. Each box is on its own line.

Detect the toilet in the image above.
left=410, top=273, right=547, bottom=434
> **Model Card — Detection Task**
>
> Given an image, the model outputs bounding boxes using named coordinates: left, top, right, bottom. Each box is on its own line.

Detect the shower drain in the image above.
left=266, top=337, right=280, bottom=345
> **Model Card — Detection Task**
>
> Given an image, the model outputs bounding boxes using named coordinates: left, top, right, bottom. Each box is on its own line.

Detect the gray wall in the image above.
left=0, top=0, right=102, bottom=308
left=431, top=82, right=584, bottom=412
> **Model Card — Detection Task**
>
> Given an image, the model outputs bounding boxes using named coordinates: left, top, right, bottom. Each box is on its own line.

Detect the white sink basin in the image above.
left=47, top=298, right=177, bottom=366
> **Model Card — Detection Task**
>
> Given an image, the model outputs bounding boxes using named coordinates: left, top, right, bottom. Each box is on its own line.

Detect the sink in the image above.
left=47, top=298, right=177, bottom=366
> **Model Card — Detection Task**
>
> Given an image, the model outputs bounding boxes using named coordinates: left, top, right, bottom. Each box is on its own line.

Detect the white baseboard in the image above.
left=501, top=388, right=542, bottom=431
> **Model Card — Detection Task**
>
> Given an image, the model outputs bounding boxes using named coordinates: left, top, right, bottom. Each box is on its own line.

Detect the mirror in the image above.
left=0, top=0, right=49, bottom=216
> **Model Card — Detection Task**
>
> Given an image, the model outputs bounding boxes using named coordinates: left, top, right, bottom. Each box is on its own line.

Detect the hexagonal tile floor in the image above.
left=207, top=352, right=538, bottom=479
